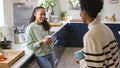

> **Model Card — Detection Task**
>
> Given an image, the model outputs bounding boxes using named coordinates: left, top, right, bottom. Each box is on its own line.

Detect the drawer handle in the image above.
left=52, top=40, right=58, bottom=46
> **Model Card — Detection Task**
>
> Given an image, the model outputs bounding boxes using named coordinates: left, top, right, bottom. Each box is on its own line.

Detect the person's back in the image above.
left=83, top=16, right=119, bottom=68
left=75, top=0, right=120, bottom=68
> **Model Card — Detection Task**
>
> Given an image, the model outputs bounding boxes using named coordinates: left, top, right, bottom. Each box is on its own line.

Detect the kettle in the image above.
left=14, top=26, right=25, bottom=44
left=14, top=33, right=25, bottom=44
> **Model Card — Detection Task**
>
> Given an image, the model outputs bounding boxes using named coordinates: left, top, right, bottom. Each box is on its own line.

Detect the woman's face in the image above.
left=34, top=8, right=46, bottom=24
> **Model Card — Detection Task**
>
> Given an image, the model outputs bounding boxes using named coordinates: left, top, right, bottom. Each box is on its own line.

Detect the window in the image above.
left=38, top=0, right=44, bottom=6
left=0, top=0, right=5, bottom=26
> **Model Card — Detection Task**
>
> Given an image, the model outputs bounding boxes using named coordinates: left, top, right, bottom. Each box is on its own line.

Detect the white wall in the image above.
left=0, top=0, right=5, bottom=26
left=4, top=0, right=14, bottom=26
left=59, top=0, right=120, bottom=22
left=0, top=0, right=14, bottom=41
left=0, top=0, right=38, bottom=42
left=19, top=0, right=38, bottom=8
left=59, top=0, right=80, bottom=19
left=102, top=0, right=120, bottom=22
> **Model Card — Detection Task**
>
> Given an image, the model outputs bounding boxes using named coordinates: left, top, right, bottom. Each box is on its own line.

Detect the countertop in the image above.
left=10, top=43, right=33, bottom=68
left=50, top=20, right=69, bottom=34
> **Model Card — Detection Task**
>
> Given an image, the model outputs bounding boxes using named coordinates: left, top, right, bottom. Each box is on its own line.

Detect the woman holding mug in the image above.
left=25, top=6, right=55, bottom=68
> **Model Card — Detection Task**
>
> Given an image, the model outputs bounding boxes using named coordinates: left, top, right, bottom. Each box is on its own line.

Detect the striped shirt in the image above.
left=80, top=16, right=119, bottom=68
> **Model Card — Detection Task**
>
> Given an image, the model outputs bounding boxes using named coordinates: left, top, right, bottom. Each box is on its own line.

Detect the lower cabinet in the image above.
left=52, top=25, right=66, bottom=66
left=30, top=60, right=39, bottom=68
left=66, top=23, right=88, bottom=47
left=20, top=55, right=39, bottom=68
left=105, top=24, right=120, bottom=48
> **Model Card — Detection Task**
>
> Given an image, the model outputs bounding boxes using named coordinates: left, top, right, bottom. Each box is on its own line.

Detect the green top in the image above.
left=25, top=22, right=53, bottom=57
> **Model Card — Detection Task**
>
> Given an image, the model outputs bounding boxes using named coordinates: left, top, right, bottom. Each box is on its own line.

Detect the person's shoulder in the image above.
left=84, top=30, right=97, bottom=40
left=28, top=23, right=36, bottom=28
left=26, top=23, right=35, bottom=30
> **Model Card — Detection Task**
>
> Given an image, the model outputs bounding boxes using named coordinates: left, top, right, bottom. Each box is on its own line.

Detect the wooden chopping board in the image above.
left=0, top=50, right=25, bottom=68
left=49, top=22, right=63, bottom=27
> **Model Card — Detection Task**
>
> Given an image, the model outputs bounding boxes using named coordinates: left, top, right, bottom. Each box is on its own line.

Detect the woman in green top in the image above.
left=25, top=6, right=55, bottom=68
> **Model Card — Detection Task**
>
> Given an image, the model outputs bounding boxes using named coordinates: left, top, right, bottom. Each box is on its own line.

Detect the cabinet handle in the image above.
left=51, top=38, right=56, bottom=45
left=52, top=40, right=58, bottom=46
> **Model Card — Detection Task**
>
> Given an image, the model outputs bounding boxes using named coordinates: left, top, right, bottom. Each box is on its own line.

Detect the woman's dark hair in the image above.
left=79, top=0, right=103, bottom=19
left=29, top=6, right=50, bottom=31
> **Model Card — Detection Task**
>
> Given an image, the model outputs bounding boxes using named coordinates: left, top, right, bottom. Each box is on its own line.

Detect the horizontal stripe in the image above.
left=106, top=63, right=114, bottom=68
left=104, top=51, right=111, bottom=55
left=105, top=56, right=118, bottom=68
left=112, top=48, right=118, bottom=56
left=111, top=44, right=117, bottom=50
left=104, top=48, right=117, bottom=55
left=88, top=65, right=102, bottom=68
left=106, top=57, right=112, bottom=61
left=84, top=52, right=104, bottom=56
left=116, top=63, right=119, bottom=67
left=85, top=59, right=104, bottom=63
left=103, top=40, right=116, bottom=50
left=114, top=56, right=118, bottom=62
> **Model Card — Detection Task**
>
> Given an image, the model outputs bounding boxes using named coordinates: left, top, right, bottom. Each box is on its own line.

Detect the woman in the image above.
left=74, top=0, right=120, bottom=68
left=25, top=6, right=55, bottom=68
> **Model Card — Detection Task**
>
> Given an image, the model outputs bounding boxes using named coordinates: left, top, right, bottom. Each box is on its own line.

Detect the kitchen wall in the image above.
left=102, top=0, right=120, bottom=22
left=59, top=0, right=120, bottom=22
left=0, top=0, right=38, bottom=42
left=59, top=0, right=80, bottom=19
left=0, top=0, right=14, bottom=41
left=0, top=0, right=120, bottom=42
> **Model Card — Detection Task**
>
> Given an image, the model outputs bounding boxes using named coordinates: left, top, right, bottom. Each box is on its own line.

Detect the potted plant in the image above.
left=39, top=0, right=55, bottom=22
left=39, top=0, right=55, bottom=12
left=60, top=11, right=68, bottom=20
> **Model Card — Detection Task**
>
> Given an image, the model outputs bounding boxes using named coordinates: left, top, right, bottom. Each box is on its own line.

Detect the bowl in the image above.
left=0, top=41, right=12, bottom=49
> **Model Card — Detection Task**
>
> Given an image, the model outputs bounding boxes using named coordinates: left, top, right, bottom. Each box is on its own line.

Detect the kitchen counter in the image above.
left=50, top=21, right=68, bottom=35
left=10, top=43, right=34, bottom=68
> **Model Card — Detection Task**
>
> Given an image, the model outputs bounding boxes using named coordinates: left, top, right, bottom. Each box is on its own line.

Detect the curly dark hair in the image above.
left=79, top=0, right=103, bottom=19
left=29, top=6, right=50, bottom=31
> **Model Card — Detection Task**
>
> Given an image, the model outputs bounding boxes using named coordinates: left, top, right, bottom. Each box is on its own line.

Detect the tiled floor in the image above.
left=56, top=47, right=81, bottom=68
left=57, top=47, right=120, bottom=68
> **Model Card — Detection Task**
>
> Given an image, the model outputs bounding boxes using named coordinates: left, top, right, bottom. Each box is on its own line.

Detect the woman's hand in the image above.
left=44, top=35, right=53, bottom=44
left=45, top=37, right=53, bottom=44
left=40, top=36, right=53, bottom=45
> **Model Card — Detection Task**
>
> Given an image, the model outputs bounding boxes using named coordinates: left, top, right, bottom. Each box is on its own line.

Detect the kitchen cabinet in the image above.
left=52, top=24, right=67, bottom=65
left=105, top=23, right=120, bottom=48
left=44, top=22, right=120, bottom=66
left=64, top=23, right=120, bottom=47
left=20, top=55, right=39, bottom=68
left=66, top=23, right=88, bottom=47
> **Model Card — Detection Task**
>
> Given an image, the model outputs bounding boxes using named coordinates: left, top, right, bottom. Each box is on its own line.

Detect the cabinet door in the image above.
left=52, top=25, right=67, bottom=65
left=106, top=24, right=120, bottom=48
left=30, top=60, right=39, bottom=68
left=67, top=23, right=88, bottom=47
left=20, top=55, right=36, bottom=68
